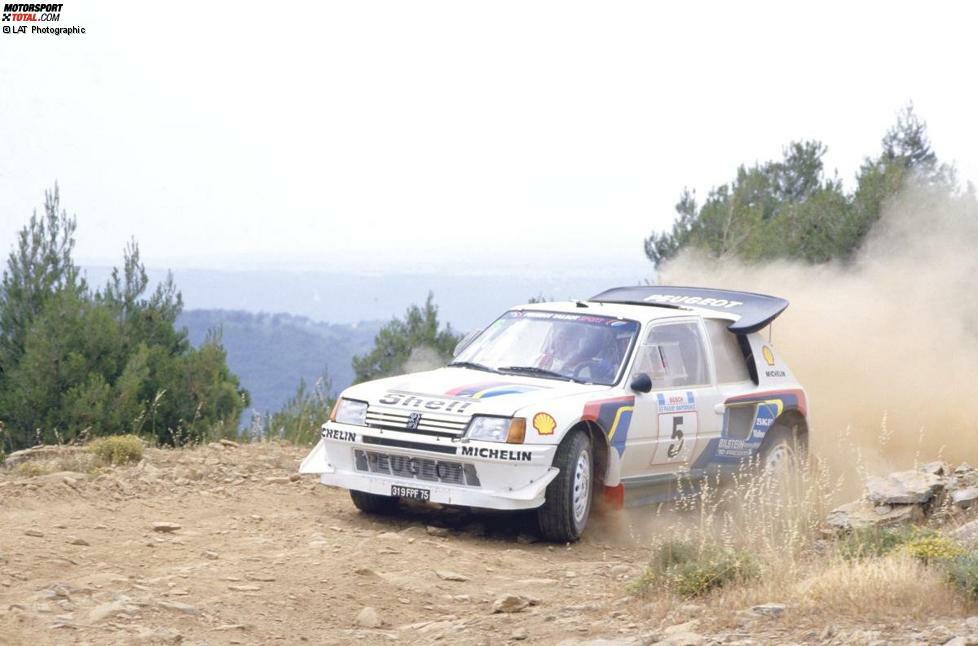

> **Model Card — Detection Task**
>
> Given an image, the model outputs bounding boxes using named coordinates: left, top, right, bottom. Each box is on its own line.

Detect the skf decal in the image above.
left=656, top=391, right=696, bottom=413
left=583, top=396, right=634, bottom=458
left=378, top=392, right=473, bottom=413
left=322, top=427, right=357, bottom=442
left=459, top=446, right=532, bottom=462
left=533, top=412, right=556, bottom=435
left=445, top=382, right=548, bottom=399
left=762, top=345, right=776, bottom=366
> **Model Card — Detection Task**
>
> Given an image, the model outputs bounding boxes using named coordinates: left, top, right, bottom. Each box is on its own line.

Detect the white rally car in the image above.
left=300, top=286, right=808, bottom=542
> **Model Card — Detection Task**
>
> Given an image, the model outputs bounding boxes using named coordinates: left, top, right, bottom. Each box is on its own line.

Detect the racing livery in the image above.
left=300, top=286, right=809, bottom=541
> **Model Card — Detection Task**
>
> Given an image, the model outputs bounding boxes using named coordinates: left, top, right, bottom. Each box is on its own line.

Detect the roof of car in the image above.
left=516, top=286, right=789, bottom=334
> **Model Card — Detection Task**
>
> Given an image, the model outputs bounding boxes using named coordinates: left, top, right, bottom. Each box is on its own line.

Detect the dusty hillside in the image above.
left=2, top=442, right=978, bottom=645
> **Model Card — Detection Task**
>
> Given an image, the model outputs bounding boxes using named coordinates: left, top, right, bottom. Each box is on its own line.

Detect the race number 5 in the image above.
left=656, top=411, right=698, bottom=463
left=667, top=416, right=685, bottom=458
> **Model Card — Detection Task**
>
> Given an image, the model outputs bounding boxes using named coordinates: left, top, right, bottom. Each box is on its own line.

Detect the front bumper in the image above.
left=299, top=421, right=559, bottom=510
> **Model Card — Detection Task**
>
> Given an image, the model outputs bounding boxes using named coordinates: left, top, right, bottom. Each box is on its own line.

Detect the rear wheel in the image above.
left=349, top=489, right=400, bottom=515
left=760, top=420, right=807, bottom=476
left=537, top=431, right=593, bottom=542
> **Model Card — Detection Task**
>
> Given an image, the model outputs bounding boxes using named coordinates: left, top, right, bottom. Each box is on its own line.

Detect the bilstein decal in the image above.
left=459, top=446, right=532, bottom=461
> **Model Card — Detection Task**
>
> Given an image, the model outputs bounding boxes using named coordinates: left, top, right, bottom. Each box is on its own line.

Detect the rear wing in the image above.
left=589, top=286, right=788, bottom=334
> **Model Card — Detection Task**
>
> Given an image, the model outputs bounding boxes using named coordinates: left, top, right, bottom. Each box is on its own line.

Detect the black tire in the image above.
left=537, top=431, right=593, bottom=542
left=349, top=489, right=400, bottom=515
left=759, top=420, right=808, bottom=476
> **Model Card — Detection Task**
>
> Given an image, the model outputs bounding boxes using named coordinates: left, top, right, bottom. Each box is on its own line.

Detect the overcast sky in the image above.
left=1, top=1, right=976, bottom=276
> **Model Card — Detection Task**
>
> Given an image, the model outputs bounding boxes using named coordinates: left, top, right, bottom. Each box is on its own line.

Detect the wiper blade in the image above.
left=447, top=361, right=498, bottom=373
left=497, top=365, right=585, bottom=383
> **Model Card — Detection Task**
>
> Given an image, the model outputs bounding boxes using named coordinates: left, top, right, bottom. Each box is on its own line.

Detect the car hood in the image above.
left=341, top=367, right=613, bottom=417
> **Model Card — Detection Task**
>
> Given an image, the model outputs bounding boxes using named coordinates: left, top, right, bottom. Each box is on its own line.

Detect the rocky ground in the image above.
left=2, top=442, right=978, bottom=645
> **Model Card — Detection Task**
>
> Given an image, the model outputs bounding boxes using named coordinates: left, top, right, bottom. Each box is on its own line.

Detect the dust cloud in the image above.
left=402, top=345, right=448, bottom=374
left=658, top=181, right=978, bottom=483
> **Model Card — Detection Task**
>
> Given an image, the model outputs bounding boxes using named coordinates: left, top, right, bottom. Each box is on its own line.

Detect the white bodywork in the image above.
left=300, top=299, right=807, bottom=510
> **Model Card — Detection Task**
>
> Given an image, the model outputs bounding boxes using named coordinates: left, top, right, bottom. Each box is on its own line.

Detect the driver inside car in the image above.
left=536, top=325, right=617, bottom=381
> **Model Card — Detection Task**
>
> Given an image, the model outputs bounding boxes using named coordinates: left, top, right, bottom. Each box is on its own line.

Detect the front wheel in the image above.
left=537, top=431, right=593, bottom=542
left=350, top=489, right=400, bottom=515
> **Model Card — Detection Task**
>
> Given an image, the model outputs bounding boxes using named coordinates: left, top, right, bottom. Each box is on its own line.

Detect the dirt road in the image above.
left=0, top=443, right=974, bottom=645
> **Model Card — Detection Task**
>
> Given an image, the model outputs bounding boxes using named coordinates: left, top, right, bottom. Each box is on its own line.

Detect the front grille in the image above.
left=354, top=449, right=481, bottom=487
left=365, top=407, right=469, bottom=438
left=362, top=435, right=458, bottom=455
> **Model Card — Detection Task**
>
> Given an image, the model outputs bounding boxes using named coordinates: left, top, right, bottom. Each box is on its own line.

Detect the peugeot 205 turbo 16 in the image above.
left=299, top=286, right=808, bottom=542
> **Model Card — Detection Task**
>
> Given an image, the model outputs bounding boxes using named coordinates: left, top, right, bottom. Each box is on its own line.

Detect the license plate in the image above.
left=391, top=484, right=430, bottom=501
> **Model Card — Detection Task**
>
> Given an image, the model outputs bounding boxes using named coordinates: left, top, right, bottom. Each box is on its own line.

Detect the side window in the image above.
left=633, top=322, right=709, bottom=389
left=705, top=319, right=751, bottom=384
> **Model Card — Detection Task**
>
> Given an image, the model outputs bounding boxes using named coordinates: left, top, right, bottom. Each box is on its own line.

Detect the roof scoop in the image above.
left=589, top=285, right=788, bottom=334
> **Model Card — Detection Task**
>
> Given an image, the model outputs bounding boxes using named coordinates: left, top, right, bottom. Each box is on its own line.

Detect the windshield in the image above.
left=453, top=310, right=640, bottom=385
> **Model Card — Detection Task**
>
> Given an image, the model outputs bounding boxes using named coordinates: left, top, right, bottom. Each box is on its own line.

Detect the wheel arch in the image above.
left=765, top=408, right=809, bottom=450
left=564, top=419, right=612, bottom=486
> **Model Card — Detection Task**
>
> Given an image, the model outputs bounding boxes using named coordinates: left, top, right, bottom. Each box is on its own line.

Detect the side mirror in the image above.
left=630, top=373, right=652, bottom=393
left=453, top=329, right=482, bottom=358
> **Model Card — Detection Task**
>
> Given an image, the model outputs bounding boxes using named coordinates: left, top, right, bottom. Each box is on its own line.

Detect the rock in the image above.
left=157, top=601, right=199, bottom=615
left=492, top=593, right=534, bottom=614
left=953, top=488, right=978, bottom=509
left=920, top=461, right=950, bottom=476
left=219, top=439, right=239, bottom=448
left=66, top=536, right=89, bottom=546
left=289, top=473, right=301, bottom=482
left=516, top=533, right=539, bottom=545
left=435, top=570, right=469, bottom=582
left=203, top=550, right=219, bottom=560
left=426, top=525, right=450, bottom=537
left=151, top=522, right=182, bottom=533
left=956, top=463, right=974, bottom=475
left=136, top=627, right=183, bottom=643
left=750, top=603, right=786, bottom=617
left=264, top=476, right=290, bottom=484
left=943, top=637, right=967, bottom=646
left=656, top=633, right=705, bottom=646
left=865, top=470, right=943, bottom=505
left=228, top=584, right=262, bottom=591
left=512, top=627, right=529, bottom=640
left=826, top=499, right=922, bottom=530
left=87, top=600, right=131, bottom=623
left=24, top=529, right=44, bottom=538
left=355, top=606, right=381, bottom=628
left=951, top=520, right=978, bottom=547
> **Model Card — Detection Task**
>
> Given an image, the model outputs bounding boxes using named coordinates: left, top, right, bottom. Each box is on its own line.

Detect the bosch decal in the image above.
left=656, top=391, right=696, bottom=413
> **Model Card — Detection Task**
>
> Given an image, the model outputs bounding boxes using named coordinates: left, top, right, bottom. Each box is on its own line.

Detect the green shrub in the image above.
left=88, top=435, right=144, bottom=466
left=945, top=552, right=978, bottom=599
left=837, top=526, right=919, bottom=560
left=631, top=540, right=758, bottom=598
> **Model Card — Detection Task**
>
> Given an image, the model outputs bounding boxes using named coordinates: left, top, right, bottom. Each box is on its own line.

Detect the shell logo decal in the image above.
left=533, top=412, right=556, bottom=435
left=762, top=345, right=776, bottom=366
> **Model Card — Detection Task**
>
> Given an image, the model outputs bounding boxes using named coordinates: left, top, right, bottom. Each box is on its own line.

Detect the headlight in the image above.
left=465, top=416, right=526, bottom=444
left=331, top=398, right=368, bottom=426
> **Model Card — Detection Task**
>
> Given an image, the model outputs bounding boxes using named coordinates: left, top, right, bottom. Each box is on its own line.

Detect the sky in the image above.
left=1, top=1, right=977, bottom=277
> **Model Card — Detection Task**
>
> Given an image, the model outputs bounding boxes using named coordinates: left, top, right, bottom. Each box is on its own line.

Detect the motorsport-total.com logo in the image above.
left=2, top=3, right=86, bottom=36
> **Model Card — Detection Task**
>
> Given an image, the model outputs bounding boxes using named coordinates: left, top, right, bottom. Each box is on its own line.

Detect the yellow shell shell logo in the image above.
left=762, top=345, right=776, bottom=366
left=533, top=412, right=556, bottom=435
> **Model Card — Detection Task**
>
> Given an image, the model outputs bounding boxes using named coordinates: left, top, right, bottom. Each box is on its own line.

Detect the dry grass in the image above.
left=798, top=553, right=969, bottom=619
left=627, top=449, right=978, bottom=626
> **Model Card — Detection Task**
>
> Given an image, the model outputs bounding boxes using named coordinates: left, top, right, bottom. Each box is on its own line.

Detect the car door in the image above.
left=620, top=318, right=724, bottom=477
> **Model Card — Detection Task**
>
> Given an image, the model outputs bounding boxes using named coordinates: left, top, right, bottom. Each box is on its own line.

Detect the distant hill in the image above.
left=177, top=310, right=383, bottom=418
